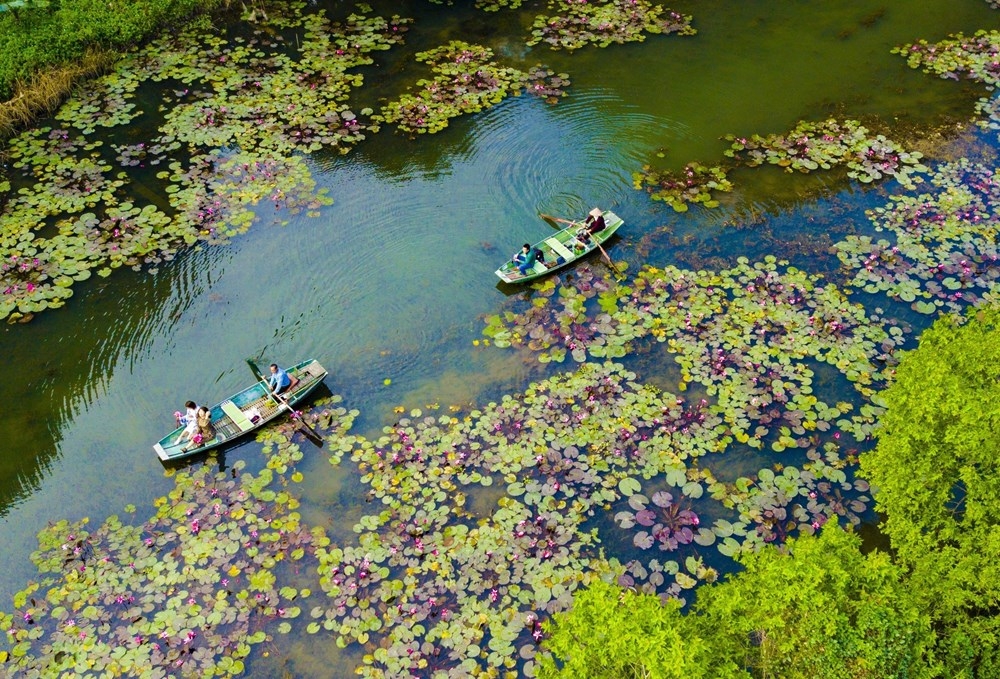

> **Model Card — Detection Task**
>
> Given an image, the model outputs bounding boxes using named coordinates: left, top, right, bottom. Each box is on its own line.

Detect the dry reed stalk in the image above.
left=0, top=47, right=119, bottom=143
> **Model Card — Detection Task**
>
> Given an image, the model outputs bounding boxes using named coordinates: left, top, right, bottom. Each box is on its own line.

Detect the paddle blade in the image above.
left=539, top=213, right=561, bottom=229
left=246, top=358, right=266, bottom=384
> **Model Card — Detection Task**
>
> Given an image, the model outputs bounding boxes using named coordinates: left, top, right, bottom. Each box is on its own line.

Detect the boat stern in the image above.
left=495, top=266, right=515, bottom=282
left=154, top=442, right=170, bottom=461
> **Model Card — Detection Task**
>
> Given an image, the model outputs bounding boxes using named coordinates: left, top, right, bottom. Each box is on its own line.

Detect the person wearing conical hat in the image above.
left=577, top=207, right=606, bottom=243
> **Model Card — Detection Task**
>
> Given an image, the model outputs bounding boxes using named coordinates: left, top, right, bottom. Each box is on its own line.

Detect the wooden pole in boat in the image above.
left=246, top=359, right=324, bottom=444
left=539, top=213, right=624, bottom=279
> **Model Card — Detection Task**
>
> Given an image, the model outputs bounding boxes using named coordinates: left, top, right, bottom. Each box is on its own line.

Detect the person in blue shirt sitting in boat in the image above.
left=268, top=363, right=299, bottom=397
left=513, top=243, right=548, bottom=276
left=512, top=243, right=531, bottom=271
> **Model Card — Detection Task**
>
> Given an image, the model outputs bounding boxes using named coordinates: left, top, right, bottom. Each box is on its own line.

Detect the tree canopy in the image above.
left=861, top=305, right=1000, bottom=677
left=540, top=524, right=934, bottom=679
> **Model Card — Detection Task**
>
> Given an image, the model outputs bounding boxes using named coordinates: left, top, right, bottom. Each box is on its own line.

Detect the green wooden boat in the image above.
left=154, top=359, right=328, bottom=461
left=495, top=209, right=624, bottom=284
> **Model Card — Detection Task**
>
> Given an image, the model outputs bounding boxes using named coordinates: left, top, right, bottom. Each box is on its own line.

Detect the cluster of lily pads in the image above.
left=0, top=255, right=44, bottom=295
left=483, top=265, right=621, bottom=363
left=705, top=444, right=871, bottom=553
left=0, top=0, right=595, bottom=324
left=485, top=256, right=902, bottom=445
left=0, top=354, right=888, bottom=675
left=893, top=30, right=1000, bottom=131
left=630, top=28, right=993, bottom=213
left=632, top=118, right=926, bottom=213
left=0, top=3, right=420, bottom=322
left=615, top=489, right=700, bottom=551
left=724, top=118, right=927, bottom=189
left=427, top=0, right=525, bottom=12
left=299, top=343, right=891, bottom=675
left=894, top=30, right=1000, bottom=89
left=527, top=0, right=695, bottom=51
left=9, top=6, right=1000, bottom=678
left=0, top=427, right=323, bottom=677
left=376, top=41, right=569, bottom=134
left=835, top=157, right=1000, bottom=315
left=632, top=162, right=733, bottom=212
left=309, top=360, right=792, bottom=675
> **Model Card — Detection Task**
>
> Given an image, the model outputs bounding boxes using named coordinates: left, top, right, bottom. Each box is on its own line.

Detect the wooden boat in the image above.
left=154, top=359, right=328, bottom=461
left=495, top=209, right=624, bottom=284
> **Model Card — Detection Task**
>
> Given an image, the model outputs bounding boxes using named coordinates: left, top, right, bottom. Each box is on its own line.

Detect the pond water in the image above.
left=0, top=0, right=997, bottom=672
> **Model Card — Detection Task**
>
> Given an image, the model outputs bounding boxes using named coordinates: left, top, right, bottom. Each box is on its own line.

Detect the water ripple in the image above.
left=466, top=90, right=688, bottom=219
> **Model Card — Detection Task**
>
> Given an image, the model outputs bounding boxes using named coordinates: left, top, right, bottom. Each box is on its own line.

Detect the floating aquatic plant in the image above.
left=894, top=30, right=1000, bottom=89
left=528, top=0, right=695, bottom=51
left=834, top=158, right=1000, bottom=315
left=112, top=140, right=178, bottom=168
left=306, top=362, right=753, bottom=676
left=0, top=395, right=365, bottom=674
left=707, top=446, right=871, bottom=555
left=633, top=162, right=733, bottom=212
left=376, top=41, right=569, bottom=135
left=0, top=252, right=70, bottom=322
left=0, top=353, right=889, bottom=675
left=0, top=457, right=321, bottom=677
left=615, top=489, right=700, bottom=551
left=476, top=0, right=525, bottom=10
left=485, top=256, right=902, bottom=445
left=56, top=65, right=144, bottom=133
left=482, top=265, right=621, bottom=363
left=724, top=118, right=927, bottom=189
left=0, top=4, right=413, bottom=323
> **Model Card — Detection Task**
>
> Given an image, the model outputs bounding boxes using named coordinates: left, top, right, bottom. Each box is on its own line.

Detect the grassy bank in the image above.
left=0, top=0, right=232, bottom=140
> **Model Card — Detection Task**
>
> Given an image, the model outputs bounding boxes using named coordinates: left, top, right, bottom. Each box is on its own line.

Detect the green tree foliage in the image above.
left=861, top=305, right=1000, bottom=678
left=540, top=525, right=934, bottom=679
left=696, top=523, right=934, bottom=679
left=536, top=579, right=719, bottom=679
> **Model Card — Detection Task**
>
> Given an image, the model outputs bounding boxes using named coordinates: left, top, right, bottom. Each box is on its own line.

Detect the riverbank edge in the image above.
left=0, top=0, right=235, bottom=144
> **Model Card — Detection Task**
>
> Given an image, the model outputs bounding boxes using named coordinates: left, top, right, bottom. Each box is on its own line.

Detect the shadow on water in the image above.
left=0, top=244, right=219, bottom=518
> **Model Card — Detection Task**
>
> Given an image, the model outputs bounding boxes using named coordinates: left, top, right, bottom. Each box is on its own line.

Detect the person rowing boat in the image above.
left=267, top=363, right=299, bottom=396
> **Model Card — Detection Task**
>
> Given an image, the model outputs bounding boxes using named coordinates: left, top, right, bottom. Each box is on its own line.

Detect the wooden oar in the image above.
left=539, top=212, right=623, bottom=279
left=246, top=359, right=324, bottom=445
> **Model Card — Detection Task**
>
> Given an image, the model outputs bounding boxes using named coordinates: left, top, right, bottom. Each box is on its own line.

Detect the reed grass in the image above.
left=0, top=47, right=119, bottom=140
left=0, top=0, right=233, bottom=145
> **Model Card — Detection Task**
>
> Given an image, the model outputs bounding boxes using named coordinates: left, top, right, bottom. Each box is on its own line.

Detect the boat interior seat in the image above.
left=221, top=400, right=255, bottom=432
left=544, top=237, right=576, bottom=261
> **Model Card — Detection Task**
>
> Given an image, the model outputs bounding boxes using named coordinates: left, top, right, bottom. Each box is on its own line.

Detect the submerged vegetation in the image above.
left=4, top=2, right=1000, bottom=678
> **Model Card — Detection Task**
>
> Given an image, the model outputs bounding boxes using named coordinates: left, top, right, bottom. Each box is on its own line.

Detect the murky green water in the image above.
left=0, top=0, right=996, bottom=671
